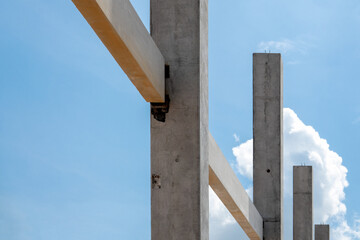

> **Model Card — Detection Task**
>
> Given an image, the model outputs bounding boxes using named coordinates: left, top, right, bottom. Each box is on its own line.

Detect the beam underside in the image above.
left=253, top=53, right=283, bottom=240
left=293, top=166, right=313, bottom=240
left=72, top=0, right=165, bottom=102
left=209, top=134, right=263, bottom=240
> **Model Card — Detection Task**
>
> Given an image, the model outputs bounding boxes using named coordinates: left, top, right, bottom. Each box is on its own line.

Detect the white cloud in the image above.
left=209, top=187, right=250, bottom=240
left=210, top=108, right=359, bottom=239
left=332, top=220, right=360, bottom=240
left=257, top=39, right=309, bottom=56
left=283, top=108, right=349, bottom=224
left=209, top=187, right=236, bottom=226
left=232, top=139, right=253, bottom=179
left=258, top=39, right=296, bottom=54
left=233, top=133, right=240, bottom=142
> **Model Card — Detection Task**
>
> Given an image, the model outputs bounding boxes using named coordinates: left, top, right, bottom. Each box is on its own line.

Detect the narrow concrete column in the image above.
left=315, top=225, right=330, bottom=240
left=253, top=53, right=283, bottom=240
left=293, top=166, right=313, bottom=240
left=150, top=1, right=209, bottom=240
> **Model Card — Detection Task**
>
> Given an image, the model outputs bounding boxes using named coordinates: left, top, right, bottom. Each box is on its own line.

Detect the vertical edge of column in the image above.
left=293, top=166, right=313, bottom=240
left=200, top=0, right=209, bottom=238
left=253, top=53, right=283, bottom=240
left=150, top=0, right=209, bottom=239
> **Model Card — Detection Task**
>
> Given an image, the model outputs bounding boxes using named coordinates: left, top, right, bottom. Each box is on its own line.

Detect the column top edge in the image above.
left=293, top=165, right=313, bottom=169
left=253, top=53, right=281, bottom=55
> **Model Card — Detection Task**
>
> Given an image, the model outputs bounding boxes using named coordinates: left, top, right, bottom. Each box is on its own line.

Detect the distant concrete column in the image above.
left=253, top=53, right=283, bottom=240
left=315, top=225, right=330, bottom=240
left=293, top=166, right=313, bottom=240
left=150, top=0, right=209, bottom=240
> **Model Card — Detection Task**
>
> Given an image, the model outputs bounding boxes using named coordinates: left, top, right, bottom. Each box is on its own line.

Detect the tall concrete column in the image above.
left=315, top=225, right=330, bottom=240
left=293, top=166, right=313, bottom=240
left=253, top=53, right=283, bottom=240
left=150, top=1, right=209, bottom=240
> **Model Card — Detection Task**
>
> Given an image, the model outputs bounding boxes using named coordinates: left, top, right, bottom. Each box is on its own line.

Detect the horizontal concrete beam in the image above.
left=209, top=133, right=263, bottom=240
left=72, top=0, right=165, bottom=102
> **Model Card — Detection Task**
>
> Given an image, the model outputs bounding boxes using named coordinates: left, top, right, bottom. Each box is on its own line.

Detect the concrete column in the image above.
left=150, top=1, right=209, bottom=240
left=293, top=166, right=313, bottom=240
left=253, top=53, right=283, bottom=240
left=315, top=225, right=330, bottom=240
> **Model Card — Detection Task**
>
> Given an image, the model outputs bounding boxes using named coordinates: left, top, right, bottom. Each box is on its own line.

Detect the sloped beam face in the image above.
left=72, top=0, right=165, bottom=102
left=209, top=133, right=263, bottom=240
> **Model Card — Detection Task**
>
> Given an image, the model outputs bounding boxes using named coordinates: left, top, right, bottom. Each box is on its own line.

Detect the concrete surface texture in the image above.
left=72, top=0, right=165, bottom=102
left=253, top=53, right=283, bottom=240
left=150, top=0, right=209, bottom=239
left=315, top=225, right=330, bottom=240
left=293, top=166, right=313, bottom=240
left=208, top=133, right=263, bottom=240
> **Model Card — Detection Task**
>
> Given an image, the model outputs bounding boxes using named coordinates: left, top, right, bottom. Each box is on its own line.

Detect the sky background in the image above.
left=0, top=0, right=360, bottom=239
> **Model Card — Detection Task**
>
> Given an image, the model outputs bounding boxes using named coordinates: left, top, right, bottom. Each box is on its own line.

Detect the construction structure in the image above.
left=70, top=0, right=331, bottom=239
left=315, top=225, right=330, bottom=240
left=294, top=166, right=313, bottom=240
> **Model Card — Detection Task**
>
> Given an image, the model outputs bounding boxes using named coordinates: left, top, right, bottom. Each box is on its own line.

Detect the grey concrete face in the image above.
left=150, top=1, right=209, bottom=240
left=253, top=53, right=283, bottom=240
left=315, top=225, right=330, bottom=240
left=293, top=166, right=313, bottom=240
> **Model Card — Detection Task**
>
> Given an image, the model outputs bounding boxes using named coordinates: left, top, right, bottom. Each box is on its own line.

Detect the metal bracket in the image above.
left=151, top=95, right=170, bottom=122
left=152, top=174, right=161, bottom=189
left=151, top=65, right=170, bottom=122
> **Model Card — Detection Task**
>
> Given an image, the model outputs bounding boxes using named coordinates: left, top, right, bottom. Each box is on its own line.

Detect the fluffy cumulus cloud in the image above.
left=209, top=187, right=236, bottom=226
left=232, top=139, right=253, bottom=179
left=210, top=108, right=359, bottom=239
left=209, top=187, right=250, bottom=239
left=282, top=108, right=348, bottom=223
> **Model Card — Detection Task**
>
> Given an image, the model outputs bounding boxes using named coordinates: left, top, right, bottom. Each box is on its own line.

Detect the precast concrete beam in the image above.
left=72, top=0, right=165, bottom=102
left=209, top=133, right=263, bottom=240
left=253, top=53, right=283, bottom=240
left=293, top=166, right=313, bottom=240
left=150, top=0, right=209, bottom=239
left=315, top=225, right=330, bottom=240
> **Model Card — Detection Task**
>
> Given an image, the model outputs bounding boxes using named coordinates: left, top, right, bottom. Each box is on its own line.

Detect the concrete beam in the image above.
left=150, top=0, right=209, bottom=239
left=253, top=53, right=283, bottom=240
left=72, top=0, right=165, bottom=102
left=315, top=225, right=330, bottom=240
left=293, top=166, right=313, bottom=240
left=209, top=133, right=263, bottom=240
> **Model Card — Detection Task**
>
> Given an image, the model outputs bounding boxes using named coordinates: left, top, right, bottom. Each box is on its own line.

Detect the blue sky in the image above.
left=0, top=0, right=360, bottom=239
